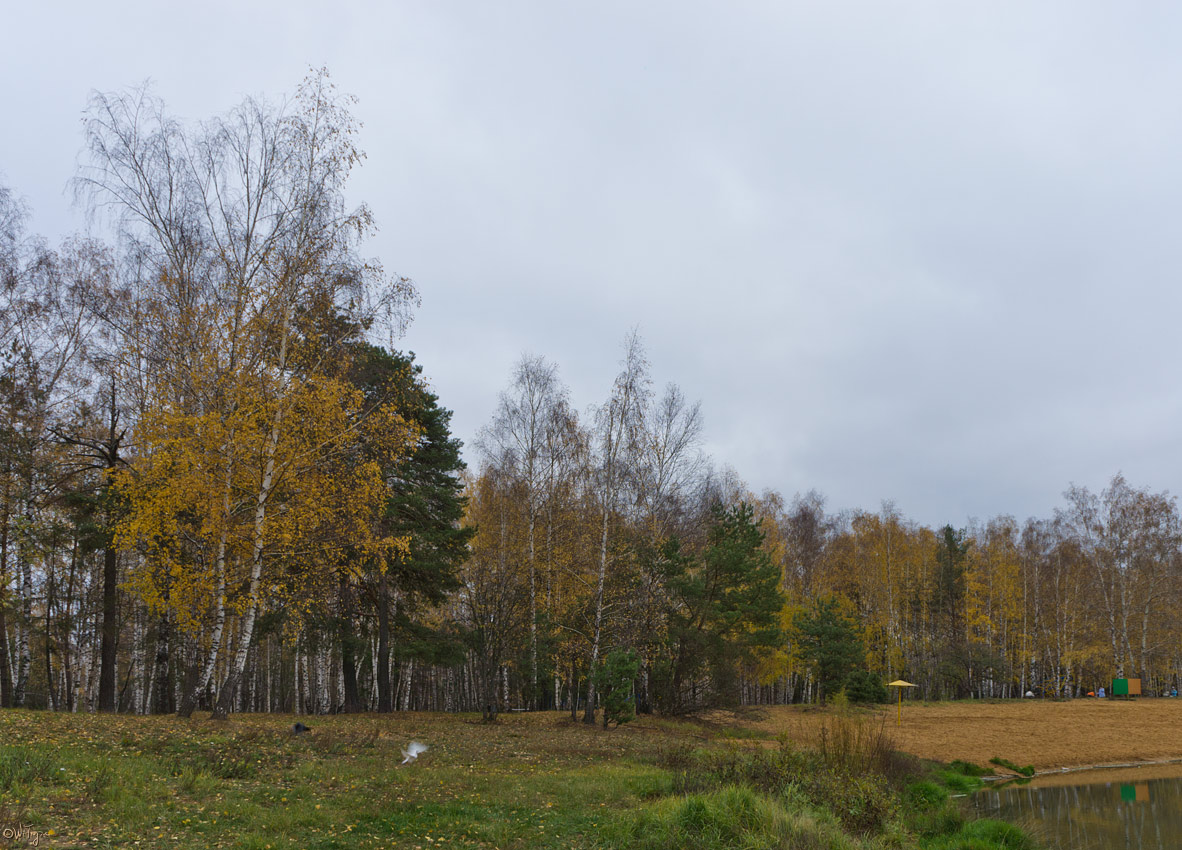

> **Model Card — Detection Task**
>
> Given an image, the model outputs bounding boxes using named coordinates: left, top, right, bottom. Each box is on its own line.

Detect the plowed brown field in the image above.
left=734, top=699, right=1182, bottom=773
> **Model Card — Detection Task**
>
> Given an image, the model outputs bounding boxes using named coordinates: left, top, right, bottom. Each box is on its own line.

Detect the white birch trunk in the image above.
left=400, top=660, right=414, bottom=711
left=294, top=640, right=304, bottom=714
left=370, top=636, right=379, bottom=709
left=212, top=308, right=291, bottom=718
left=584, top=507, right=609, bottom=722
left=318, top=642, right=331, bottom=713
left=14, top=521, right=32, bottom=705
left=528, top=512, right=537, bottom=709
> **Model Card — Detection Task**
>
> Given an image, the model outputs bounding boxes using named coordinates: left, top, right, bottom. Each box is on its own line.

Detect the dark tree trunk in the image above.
left=77, top=384, right=125, bottom=713
left=339, top=571, right=362, bottom=713
left=152, top=613, right=174, bottom=714
left=176, top=681, right=200, bottom=718
left=44, top=554, right=57, bottom=710
left=568, top=662, right=577, bottom=721
left=177, top=634, right=202, bottom=718
left=481, top=667, right=499, bottom=723
left=98, top=544, right=119, bottom=712
left=341, top=641, right=361, bottom=713
left=211, top=668, right=239, bottom=719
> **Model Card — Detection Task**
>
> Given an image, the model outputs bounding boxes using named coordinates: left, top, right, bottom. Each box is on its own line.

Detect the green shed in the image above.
left=1111, top=678, right=1142, bottom=697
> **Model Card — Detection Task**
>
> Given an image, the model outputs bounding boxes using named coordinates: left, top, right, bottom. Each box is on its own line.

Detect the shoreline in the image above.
left=741, top=701, right=1182, bottom=775
left=985, top=757, right=1182, bottom=787
left=1033, top=756, right=1182, bottom=776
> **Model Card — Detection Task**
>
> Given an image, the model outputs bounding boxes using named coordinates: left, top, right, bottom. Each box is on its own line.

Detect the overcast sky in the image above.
left=5, top=1, right=1182, bottom=528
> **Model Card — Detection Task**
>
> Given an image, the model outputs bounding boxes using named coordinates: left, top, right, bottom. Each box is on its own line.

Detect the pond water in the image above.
left=972, top=763, right=1182, bottom=849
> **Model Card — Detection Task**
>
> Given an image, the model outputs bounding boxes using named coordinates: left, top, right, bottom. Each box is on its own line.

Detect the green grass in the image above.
left=619, top=785, right=865, bottom=850
left=0, top=709, right=1036, bottom=849
left=938, top=770, right=985, bottom=794
left=948, top=761, right=993, bottom=778
left=921, top=818, right=1034, bottom=850
left=987, top=757, right=1035, bottom=777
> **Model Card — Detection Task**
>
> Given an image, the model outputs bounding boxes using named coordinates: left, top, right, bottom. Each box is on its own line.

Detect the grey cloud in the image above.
left=5, top=1, right=1182, bottom=526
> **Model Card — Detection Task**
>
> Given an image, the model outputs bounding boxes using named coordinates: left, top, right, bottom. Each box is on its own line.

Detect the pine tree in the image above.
left=791, top=596, right=865, bottom=704
left=657, top=502, right=783, bottom=712
left=347, top=344, right=471, bottom=713
left=934, top=525, right=970, bottom=697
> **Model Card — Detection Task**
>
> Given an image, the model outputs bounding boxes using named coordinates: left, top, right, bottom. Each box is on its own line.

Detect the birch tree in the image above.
left=78, top=69, right=417, bottom=717
left=460, top=468, right=530, bottom=722
left=477, top=354, right=570, bottom=708
left=0, top=188, right=106, bottom=706
left=1059, top=475, right=1179, bottom=681
left=584, top=331, right=649, bottom=723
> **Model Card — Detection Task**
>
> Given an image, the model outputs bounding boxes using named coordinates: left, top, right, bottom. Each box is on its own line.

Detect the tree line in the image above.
left=4, top=73, right=1182, bottom=721
left=460, top=345, right=1182, bottom=717
left=1, top=71, right=467, bottom=717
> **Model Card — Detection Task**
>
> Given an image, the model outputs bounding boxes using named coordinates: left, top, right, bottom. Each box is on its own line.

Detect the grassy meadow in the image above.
left=0, top=707, right=1029, bottom=849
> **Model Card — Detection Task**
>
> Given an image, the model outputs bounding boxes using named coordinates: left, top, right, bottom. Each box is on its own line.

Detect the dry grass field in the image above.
left=734, top=698, right=1182, bottom=772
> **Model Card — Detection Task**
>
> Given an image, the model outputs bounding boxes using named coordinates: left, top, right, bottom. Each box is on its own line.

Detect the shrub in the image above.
left=922, top=818, right=1033, bottom=849
left=988, top=757, right=1034, bottom=777
left=86, top=758, right=116, bottom=801
left=957, top=818, right=1035, bottom=848
left=595, top=649, right=640, bottom=727
left=811, top=709, right=895, bottom=776
left=939, top=769, right=984, bottom=793
left=669, top=745, right=809, bottom=797
left=0, top=748, right=64, bottom=792
left=626, top=785, right=858, bottom=850
left=907, top=805, right=964, bottom=839
left=949, top=759, right=993, bottom=777
left=845, top=671, right=888, bottom=704
left=904, top=779, right=948, bottom=811
left=806, top=770, right=896, bottom=834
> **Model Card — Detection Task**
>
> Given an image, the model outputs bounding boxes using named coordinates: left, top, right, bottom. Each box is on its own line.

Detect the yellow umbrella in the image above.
left=889, top=680, right=916, bottom=726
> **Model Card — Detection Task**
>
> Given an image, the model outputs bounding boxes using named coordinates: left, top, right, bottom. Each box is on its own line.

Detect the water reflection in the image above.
left=1120, top=784, right=1149, bottom=803
left=973, top=766, right=1182, bottom=849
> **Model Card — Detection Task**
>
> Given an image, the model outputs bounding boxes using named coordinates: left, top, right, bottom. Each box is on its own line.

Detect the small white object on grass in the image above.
left=401, top=741, right=428, bottom=764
